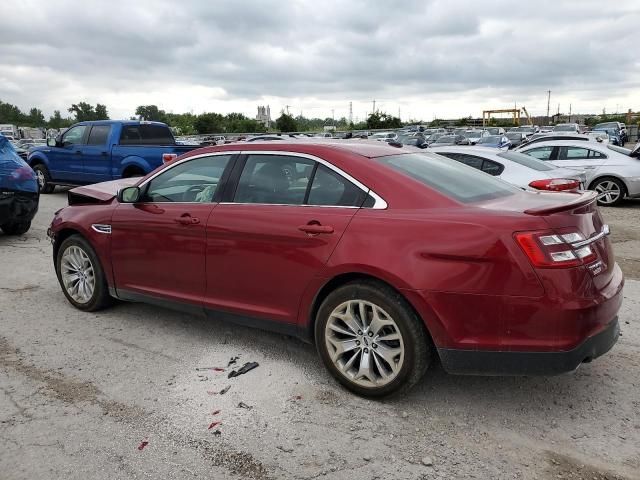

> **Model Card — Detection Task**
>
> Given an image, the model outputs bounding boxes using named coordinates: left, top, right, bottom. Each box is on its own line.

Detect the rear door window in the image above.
left=481, top=159, right=504, bottom=176
left=308, top=164, right=366, bottom=207
left=525, top=146, right=554, bottom=161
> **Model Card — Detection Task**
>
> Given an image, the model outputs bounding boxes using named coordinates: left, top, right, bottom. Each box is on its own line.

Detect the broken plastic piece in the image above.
left=237, top=402, right=253, bottom=410
left=219, top=385, right=231, bottom=395
left=212, top=367, right=225, bottom=372
left=212, top=430, right=222, bottom=436
left=208, top=421, right=221, bottom=430
left=227, top=356, right=240, bottom=367
left=228, top=362, right=259, bottom=379
left=137, top=441, right=149, bottom=451
left=212, top=409, right=221, bottom=415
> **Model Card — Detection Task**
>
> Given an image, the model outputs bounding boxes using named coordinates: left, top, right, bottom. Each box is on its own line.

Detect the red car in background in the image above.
left=48, top=141, right=623, bottom=397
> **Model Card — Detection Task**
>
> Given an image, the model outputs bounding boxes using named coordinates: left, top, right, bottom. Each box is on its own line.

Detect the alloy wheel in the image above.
left=594, top=180, right=621, bottom=205
left=60, top=246, right=95, bottom=304
left=36, top=170, right=45, bottom=189
left=325, top=300, right=405, bottom=388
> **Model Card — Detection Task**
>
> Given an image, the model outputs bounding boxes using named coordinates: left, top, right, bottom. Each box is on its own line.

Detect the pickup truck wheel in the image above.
left=32, top=164, right=55, bottom=193
left=56, top=235, right=112, bottom=311
left=1, top=221, right=31, bottom=235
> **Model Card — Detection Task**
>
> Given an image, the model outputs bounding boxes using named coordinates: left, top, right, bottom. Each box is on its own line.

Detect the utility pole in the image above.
left=331, top=109, right=335, bottom=125
left=372, top=99, right=376, bottom=114
left=569, top=103, right=572, bottom=122
left=285, top=105, right=290, bottom=115
left=546, top=90, right=551, bottom=124
left=398, top=107, right=401, bottom=121
left=349, top=102, right=353, bottom=125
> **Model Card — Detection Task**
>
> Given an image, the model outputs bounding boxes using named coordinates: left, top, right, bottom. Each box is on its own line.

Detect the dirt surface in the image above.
left=0, top=191, right=638, bottom=480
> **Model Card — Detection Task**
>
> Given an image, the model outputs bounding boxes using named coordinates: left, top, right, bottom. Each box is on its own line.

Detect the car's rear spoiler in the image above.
left=524, top=191, right=598, bottom=216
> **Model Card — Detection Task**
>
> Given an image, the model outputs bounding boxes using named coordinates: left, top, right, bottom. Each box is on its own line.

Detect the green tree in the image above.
left=28, top=108, right=46, bottom=126
left=276, top=113, right=297, bottom=132
left=193, top=112, right=225, bottom=134
left=68, top=102, right=96, bottom=122
left=48, top=110, right=64, bottom=129
left=366, top=111, right=402, bottom=129
left=135, top=105, right=167, bottom=122
left=95, top=103, right=109, bottom=120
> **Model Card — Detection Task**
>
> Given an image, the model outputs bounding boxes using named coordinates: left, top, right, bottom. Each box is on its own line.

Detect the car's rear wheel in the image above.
left=315, top=281, right=431, bottom=398
left=56, top=235, right=112, bottom=311
left=32, top=164, right=55, bottom=193
left=591, top=177, right=626, bottom=206
left=1, top=221, right=31, bottom=235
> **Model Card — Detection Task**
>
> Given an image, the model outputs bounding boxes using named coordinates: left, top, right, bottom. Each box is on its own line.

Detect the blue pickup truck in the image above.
left=28, top=120, right=199, bottom=193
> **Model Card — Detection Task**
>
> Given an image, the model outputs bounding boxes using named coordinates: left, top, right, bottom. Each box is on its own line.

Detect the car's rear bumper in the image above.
left=0, top=190, right=39, bottom=225
left=438, top=316, right=620, bottom=375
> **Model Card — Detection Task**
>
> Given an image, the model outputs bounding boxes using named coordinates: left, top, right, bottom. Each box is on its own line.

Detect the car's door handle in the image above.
left=74, top=150, right=82, bottom=154
left=298, top=224, right=334, bottom=235
left=175, top=214, right=200, bottom=225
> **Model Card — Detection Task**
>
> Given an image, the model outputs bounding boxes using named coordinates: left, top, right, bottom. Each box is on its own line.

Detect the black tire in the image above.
left=32, top=164, right=55, bottom=194
left=55, top=234, right=112, bottom=311
left=122, top=169, right=144, bottom=178
left=1, top=221, right=31, bottom=235
left=590, top=176, right=626, bottom=207
left=315, top=280, right=431, bottom=398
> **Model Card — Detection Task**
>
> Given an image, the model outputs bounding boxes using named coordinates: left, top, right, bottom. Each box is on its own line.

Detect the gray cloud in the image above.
left=0, top=0, right=638, bottom=119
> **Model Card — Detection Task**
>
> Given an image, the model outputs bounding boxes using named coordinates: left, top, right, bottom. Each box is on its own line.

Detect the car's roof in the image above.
left=430, top=145, right=502, bottom=156
left=74, top=120, right=168, bottom=126
left=185, top=138, right=410, bottom=159
left=520, top=139, right=608, bottom=149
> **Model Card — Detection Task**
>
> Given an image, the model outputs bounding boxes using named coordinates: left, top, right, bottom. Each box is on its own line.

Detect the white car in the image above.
left=429, top=146, right=587, bottom=192
left=370, top=132, right=398, bottom=142
left=518, top=140, right=640, bottom=206
left=464, top=130, right=490, bottom=145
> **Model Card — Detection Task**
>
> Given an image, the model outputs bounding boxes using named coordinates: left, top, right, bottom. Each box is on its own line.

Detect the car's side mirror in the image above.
left=118, top=186, right=141, bottom=203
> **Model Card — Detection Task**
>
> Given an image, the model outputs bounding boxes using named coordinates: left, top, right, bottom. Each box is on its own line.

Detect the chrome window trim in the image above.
left=235, top=150, right=387, bottom=209
left=127, top=149, right=388, bottom=209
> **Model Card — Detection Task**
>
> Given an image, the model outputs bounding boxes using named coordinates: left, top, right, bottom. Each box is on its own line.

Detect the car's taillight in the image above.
left=528, top=178, right=580, bottom=192
left=162, top=153, right=178, bottom=163
left=514, top=230, right=597, bottom=268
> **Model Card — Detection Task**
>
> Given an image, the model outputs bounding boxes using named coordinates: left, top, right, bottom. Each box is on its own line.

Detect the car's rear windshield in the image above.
left=607, top=144, right=631, bottom=156
left=497, top=151, right=555, bottom=171
left=374, top=152, right=518, bottom=203
left=119, top=124, right=175, bottom=145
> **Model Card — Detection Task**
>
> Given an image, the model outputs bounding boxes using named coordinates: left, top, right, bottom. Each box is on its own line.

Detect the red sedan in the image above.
left=48, top=141, right=623, bottom=397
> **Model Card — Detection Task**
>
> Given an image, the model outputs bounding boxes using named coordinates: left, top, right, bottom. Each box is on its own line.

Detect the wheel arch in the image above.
left=52, top=228, right=87, bottom=269
left=305, top=272, right=440, bottom=350
left=120, top=156, right=150, bottom=178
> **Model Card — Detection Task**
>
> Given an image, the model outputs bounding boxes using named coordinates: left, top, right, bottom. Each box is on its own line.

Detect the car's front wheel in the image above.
left=315, top=281, right=431, bottom=398
left=55, top=235, right=112, bottom=311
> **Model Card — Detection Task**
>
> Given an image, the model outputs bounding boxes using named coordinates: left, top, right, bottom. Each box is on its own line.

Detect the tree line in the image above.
left=0, top=98, right=405, bottom=134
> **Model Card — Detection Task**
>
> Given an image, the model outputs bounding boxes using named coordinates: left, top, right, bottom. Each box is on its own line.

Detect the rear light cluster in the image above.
left=11, top=166, right=36, bottom=181
left=528, top=178, right=580, bottom=192
left=162, top=153, right=178, bottom=163
left=515, top=230, right=597, bottom=268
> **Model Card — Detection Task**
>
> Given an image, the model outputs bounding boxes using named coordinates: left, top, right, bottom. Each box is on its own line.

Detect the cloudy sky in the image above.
left=0, top=0, right=638, bottom=122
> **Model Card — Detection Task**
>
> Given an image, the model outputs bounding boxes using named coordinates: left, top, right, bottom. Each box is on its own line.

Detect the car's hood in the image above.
left=69, top=177, right=139, bottom=202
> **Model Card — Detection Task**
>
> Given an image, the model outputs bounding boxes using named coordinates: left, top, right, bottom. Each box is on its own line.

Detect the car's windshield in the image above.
left=506, top=133, right=522, bottom=140
left=554, top=125, right=576, bottom=131
left=374, top=152, right=518, bottom=203
left=477, top=135, right=503, bottom=144
left=497, top=151, right=556, bottom=171
left=434, top=135, right=456, bottom=143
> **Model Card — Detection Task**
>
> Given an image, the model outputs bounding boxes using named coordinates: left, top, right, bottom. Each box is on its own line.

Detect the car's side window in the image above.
left=451, top=154, right=483, bottom=170
left=525, top=146, right=553, bottom=161
left=308, top=164, right=366, bottom=207
left=61, top=125, right=87, bottom=146
left=87, top=125, right=111, bottom=146
left=588, top=149, right=606, bottom=159
left=481, top=159, right=504, bottom=176
left=234, top=155, right=314, bottom=205
left=141, top=155, right=232, bottom=203
left=559, top=147, right=590, bottom=160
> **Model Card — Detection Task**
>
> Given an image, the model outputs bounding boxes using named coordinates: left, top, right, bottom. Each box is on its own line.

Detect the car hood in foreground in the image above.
left=69, top=177, right=139, bottom=202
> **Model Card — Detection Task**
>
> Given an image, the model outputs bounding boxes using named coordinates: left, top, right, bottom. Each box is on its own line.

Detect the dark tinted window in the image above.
left=119, top=124, right=175, bottom=145
left=481, top=159, right=504, bottom=176
left=87, top=125, right=111, bottom=145
left=308, top=164, right=365, bottom=207
left=375, top=153, right=517, bottom=203
left=558, top=146, right=607, bottom=160
left=497, top=151, right=555, bottom=171
left=234, top=155, right=314, bottom=205
left=142, top=155, right=231, bottom=203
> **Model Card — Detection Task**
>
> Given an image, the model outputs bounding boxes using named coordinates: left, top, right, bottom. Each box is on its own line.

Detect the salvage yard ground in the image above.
left=0, top=192, right=638, bottom=480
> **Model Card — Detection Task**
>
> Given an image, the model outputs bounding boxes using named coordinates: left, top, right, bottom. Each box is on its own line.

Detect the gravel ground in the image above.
left=0, top=191, right=638, bottom=480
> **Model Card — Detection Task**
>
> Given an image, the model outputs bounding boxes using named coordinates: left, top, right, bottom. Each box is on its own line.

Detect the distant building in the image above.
left=256, top=105, right=271, bottom=128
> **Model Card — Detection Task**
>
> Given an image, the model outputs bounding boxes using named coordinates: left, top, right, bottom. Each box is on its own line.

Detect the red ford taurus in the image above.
left=48, top=141, right=623, bottom=397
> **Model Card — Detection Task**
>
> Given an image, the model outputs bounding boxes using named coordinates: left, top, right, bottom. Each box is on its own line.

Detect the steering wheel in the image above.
left=182, top=184, right=206, bottom=202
